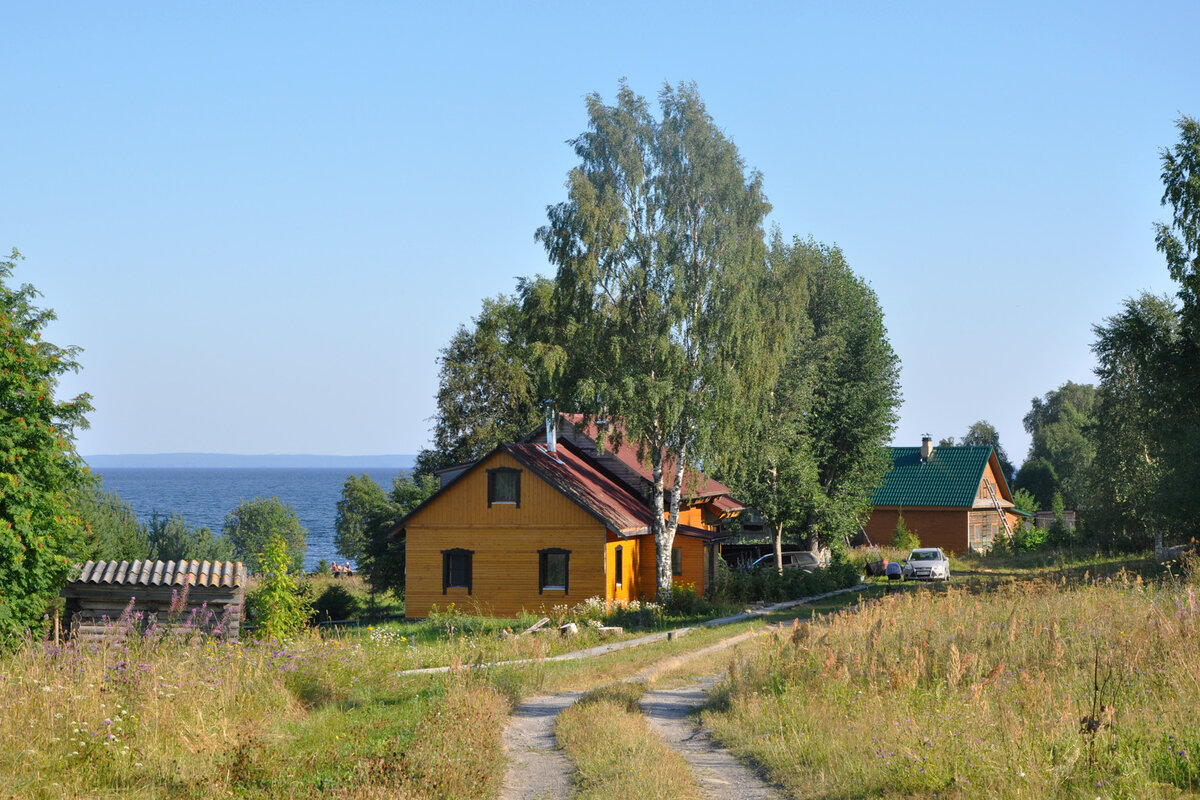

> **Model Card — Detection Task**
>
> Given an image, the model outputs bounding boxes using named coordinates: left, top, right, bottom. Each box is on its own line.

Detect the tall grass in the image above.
left=1, top=627, right=507, bottom=799
left=705, top=573, right=1200, bottom=798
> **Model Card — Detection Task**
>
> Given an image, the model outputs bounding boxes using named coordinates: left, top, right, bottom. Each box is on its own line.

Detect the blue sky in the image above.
left=2, top=1, right=1196, bottom=461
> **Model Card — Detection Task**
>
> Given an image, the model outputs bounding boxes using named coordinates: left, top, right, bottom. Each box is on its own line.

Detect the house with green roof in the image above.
left=865, top=436, right=1021, bottom=554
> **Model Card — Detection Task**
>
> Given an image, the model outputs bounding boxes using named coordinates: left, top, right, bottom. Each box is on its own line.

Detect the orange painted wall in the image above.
left=633, top=531, right=708, bottom=599
left=405, top=450, right=609, bottom=618
left=865, top=507, right=970, bottom=554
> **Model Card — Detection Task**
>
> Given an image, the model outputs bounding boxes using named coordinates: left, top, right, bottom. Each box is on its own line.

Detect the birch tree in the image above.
left=538, top=82, right=773, bottom=598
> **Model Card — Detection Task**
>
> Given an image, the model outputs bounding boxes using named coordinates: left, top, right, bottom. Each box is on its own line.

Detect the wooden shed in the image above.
left=62, top=559, right=247, bottom=642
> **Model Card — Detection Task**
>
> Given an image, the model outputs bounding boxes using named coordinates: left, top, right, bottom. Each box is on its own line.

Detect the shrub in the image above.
left=663, top=582, right=712, bottom=617
left=310, top=583, right=363, bottom=622
left=1013, top=522, right=1048, bottom=552
left=248, top=534, right=313, bottom=640
left=892, top=511, right=919, bottom=551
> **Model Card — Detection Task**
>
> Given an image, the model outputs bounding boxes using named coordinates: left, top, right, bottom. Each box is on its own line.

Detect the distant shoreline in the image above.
left=85, top=453, right=417, bottom=470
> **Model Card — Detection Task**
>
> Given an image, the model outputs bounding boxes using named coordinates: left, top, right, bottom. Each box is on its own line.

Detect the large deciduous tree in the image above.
left=1088, top=293, right=1179, bottom=548
left=1014, top=381, right=1096, bottom=510
left=958, top=421, right=1015, bottom=486
left=223, top=497, right=307, bottom=574
left=725, top=236, right=900, bottom=567
left=414, top=277, right=559, bottom=476
left=537, top=82, right=773, bottom=597
left=0, top=249, right=94, bottom=642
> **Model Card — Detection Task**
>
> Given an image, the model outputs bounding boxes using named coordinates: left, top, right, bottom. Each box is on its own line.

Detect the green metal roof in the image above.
left=870, top=446, right=995, bottom=508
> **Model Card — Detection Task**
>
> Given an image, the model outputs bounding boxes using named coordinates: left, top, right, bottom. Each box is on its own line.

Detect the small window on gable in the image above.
left=672, top=547, right=683, bottom=576
left=442, top=549, right=473, bottom=595
left=539, top=548, right=570, bottom=593
left=487, top=467, right=521, bottom=507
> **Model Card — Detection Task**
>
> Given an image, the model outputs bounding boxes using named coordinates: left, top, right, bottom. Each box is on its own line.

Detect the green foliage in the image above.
left=1011, top=488, right=1039, bottom=516
left=351, top=471, right=439, bottom=598
left=334, top=473, right=392, bottom=562
left=959, top=420, right=1015, bottom=486
left=0, top=249, right=94, bottom=642
left=724, top=235, right=899, bottom=556
left=247, top=534, right=312, bottom=640
left=1015, top=381, right=1097, bottom=509
left=537, top=81, right=775, bottom=598
left=709, top=560, right=860, bottom=605
left=75, top=487, right=150, bottom=561
left=1156, top=114, right=1200, bottom=326
left=1089, top=293, right=1178, bottom=547
left=147, top=512, right=234, bottom=562
left=892, top=511, right=919, bottom=551
left=224, top=497, right=307, bottom=574
left=1082, top=118, right=1200, bottom=548
left=1012, top=522, right=1048, bottom=552
left=413, top=281, right=556, bottom=475
left=310, top=583, right=363, bottom=622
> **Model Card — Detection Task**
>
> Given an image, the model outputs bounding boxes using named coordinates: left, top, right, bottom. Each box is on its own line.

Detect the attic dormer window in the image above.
left=487, top=467, right=521, bottom=507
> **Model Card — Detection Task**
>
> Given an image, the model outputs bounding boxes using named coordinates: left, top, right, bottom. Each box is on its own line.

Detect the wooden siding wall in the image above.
left=972, top=460, right=1014, bottom=509
left=406, top=451, right=608, bottom=618
left=865, top=508, right=970, bottom=554
left=632, top=531, right=708, bottom=599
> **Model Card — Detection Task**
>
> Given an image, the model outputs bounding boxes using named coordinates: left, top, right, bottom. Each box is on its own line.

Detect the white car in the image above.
left=903, top=548, right=951, bottom=581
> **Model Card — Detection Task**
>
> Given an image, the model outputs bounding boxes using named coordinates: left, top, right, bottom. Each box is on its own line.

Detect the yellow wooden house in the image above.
left=400, top=421, right=740, bottom=618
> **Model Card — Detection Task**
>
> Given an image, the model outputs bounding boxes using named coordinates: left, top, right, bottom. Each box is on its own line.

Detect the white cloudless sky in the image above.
left=2, top=1, right=1195, bottom=461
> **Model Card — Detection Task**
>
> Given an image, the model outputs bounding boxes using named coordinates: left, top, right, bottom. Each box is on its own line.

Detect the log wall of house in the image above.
left=864, top=508, right=970, bottom=554
left=405, top=450, right=608, bottom=618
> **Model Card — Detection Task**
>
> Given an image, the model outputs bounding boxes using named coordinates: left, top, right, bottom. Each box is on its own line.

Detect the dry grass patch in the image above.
left=556, top=683, right=704, bottom=800
left=0, top=630, right=507, bottom=799
left=704, top=574, right=1200, bottom=799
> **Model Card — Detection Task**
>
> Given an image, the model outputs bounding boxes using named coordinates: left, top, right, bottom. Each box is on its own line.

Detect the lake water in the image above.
left=94, top=468, right=411, bottom=571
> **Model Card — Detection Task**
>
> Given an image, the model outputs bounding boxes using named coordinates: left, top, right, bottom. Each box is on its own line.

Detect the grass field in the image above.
left=6, top=550, right=1194, bottom=799
left=703, top=565, right=1200, bottom=799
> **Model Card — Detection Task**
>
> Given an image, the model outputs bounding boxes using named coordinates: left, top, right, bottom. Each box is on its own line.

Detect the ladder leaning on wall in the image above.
left=984, top=480, right=1014, bottom=540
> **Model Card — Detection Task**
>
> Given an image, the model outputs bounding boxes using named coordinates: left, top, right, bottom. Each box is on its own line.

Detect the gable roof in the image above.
left=398, top=438, right=653, bottom=537
left=871, top=445, right=1012, bottom=508
left=397, top=436, right=733, bottom=542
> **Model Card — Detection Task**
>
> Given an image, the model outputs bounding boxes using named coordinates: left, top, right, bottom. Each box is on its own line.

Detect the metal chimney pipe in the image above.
left=545, top=401, right=557, bottom=453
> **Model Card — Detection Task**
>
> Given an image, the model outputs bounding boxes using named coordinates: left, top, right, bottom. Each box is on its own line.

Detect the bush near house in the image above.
left=708, top=559, right=861, bottom=604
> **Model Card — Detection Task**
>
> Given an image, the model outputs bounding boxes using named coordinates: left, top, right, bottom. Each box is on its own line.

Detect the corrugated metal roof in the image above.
left=870, top=446, right=993, bottom=508
left=69, top=560, right=246, bottom=588
left=502, top=442, right=654, bottom=536
left=549, top=415, right=741, bottom=502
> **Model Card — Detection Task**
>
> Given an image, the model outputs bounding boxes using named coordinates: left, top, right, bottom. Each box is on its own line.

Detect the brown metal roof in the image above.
left=554, top=414, right=741, bottom=502
left=502, top=442, right=654, bottom=536
left=69, top=560, right=246, bottom=589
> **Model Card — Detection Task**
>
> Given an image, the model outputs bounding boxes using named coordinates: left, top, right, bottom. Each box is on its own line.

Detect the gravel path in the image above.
left=641, top=678, right=785, bottom=800
left=498, top=691, right=583, bottom=800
